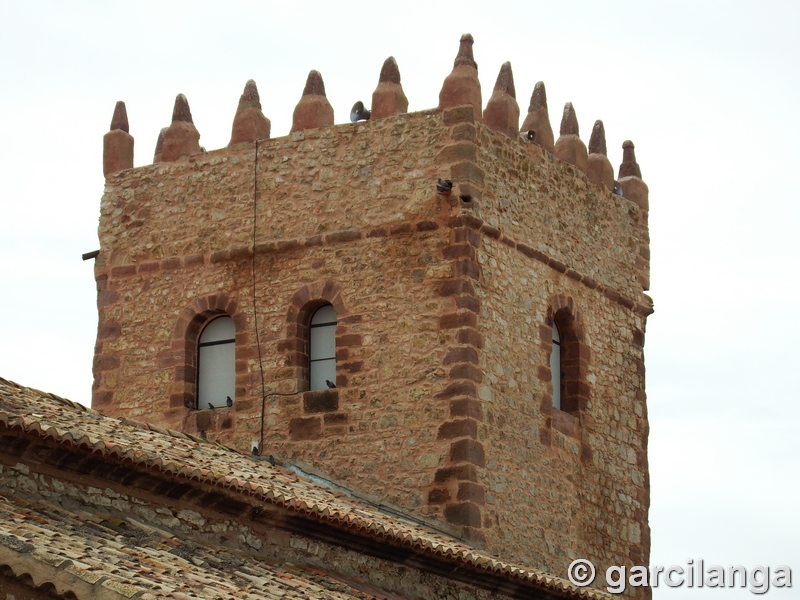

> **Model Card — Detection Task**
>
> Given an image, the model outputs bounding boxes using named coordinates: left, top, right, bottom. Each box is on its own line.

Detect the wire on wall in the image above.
left=252, top=139, right=267, bottom=447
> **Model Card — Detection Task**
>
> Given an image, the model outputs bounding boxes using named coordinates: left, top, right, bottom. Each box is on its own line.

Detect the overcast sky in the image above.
left=1, top=1, right=798, bottom=597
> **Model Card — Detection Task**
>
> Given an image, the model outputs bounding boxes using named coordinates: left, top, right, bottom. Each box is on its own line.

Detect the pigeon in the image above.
left=267, top=455, right=276, bottom=466
left=208, top=402, right=214, bottom=410
left=325, top=380, right=337, bottom=389
left=436, top=179, right=453, bottom=195
left=226, top=396, right=233, bottom=407
left=184, top=398, right=194, bottom=410
left=613, top=182, right=623, bottom=196
left=252, top=445, right=260, bottom=457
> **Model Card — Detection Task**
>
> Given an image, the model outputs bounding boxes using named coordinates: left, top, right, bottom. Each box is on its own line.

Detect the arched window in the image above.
left=198, top=316, right=235, bottom=409
left=550, top=323, right=562, bottom=410
left=309, top=305, right=336, bottom=391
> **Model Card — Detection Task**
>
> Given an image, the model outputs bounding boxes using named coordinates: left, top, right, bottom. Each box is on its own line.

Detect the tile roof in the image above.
left=0, top=377, right=614, bottom=599
left=0, top=490, right=382, bottom=599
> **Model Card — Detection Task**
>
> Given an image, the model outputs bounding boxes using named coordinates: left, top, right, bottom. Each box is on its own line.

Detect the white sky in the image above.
left=1, top=1, right=798, bottom=597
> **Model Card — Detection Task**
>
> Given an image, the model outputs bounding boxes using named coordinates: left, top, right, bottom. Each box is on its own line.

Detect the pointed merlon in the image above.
left=291, top=70, right=334, bottom=133
left=172, top=93, right=194, bottom=123
left=438, top=33, right=482, bottom=120
left=553, top=102, right=588, bottom=172
left=588, top=120, right=607, bottom=155
left=560, top=102, right=579, bottom=136
left=586, top=120, right=614, bottom=192
left=153, top=127, right=167, bottom=163
left=520, top=81, right=554, bottom=152
left=103, top=101, right=134, bottom=176
left=379, top=56, right=402, bottom=84
left=229, top=79, right=271, bottom=145
left=619, top=140, right=642, bottom=178
left=110, top=101, right=129, bottom=133
left=371, top=56, right=409, bottom=120
left=161, top=94, right=202, bottom=162
left=483, top=62, right=520, bottom=138
left=238, top=79, right=262, bottom=110
left=303, top=70, right=327, bottom=96
left=453, top=33, right=478, bottom=68
left=529, top=81, right=547, bottom=113
left=618, top=140, right=648, bottom=210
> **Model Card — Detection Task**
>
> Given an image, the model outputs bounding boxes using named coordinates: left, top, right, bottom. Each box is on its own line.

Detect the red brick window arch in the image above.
left=169, top=294, right=243, bottom=412
left=284, top=281, right=351, bottom=393
left=546, top=302, right=590, bottom=414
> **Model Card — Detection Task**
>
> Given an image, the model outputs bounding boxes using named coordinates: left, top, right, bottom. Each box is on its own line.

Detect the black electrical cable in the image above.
left=252, top=139, right=267, bottom=450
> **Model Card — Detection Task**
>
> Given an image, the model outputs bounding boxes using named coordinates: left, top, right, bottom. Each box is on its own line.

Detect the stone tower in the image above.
left=95, top=35, right=652, bottom=595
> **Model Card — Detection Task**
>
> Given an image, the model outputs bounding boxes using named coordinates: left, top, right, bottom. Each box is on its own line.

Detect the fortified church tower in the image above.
left=95, top=34, right=653, bottom=591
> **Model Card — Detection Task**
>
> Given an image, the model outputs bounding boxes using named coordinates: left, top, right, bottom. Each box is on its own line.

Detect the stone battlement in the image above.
left=103, top=34, right=649, bottom=296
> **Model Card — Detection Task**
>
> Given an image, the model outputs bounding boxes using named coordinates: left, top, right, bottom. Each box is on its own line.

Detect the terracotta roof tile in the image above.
left=0, top=377, right=614, bottom=599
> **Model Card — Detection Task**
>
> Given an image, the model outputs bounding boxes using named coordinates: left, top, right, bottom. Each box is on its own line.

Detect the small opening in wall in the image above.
left=459, top=194, right=472, bottom=204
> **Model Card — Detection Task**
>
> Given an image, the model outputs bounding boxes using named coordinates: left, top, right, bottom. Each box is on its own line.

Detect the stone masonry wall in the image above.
left=475, top=235, right=649, bottom=598
left=451, top=116, right=648, bottom=299
left=448, top=123, right=650, bottom=597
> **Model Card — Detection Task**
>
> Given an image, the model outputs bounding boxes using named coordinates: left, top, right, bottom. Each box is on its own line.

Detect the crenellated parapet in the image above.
left=102, top=34, right=647, bottom=214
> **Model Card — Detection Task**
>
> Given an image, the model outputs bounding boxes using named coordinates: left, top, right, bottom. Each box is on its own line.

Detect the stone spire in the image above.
left=438, top=34, right=482, bottom=120
left=520, top=82, right=554, bottom=152
left=618, top=140, right=648, bottom=208
left=586, top=120, right=614, bottom=192
left=482, top=62, right=520, bottom=138
left=371, top=57, right=409, bottom=120
left=618, top=140, right=650, bottom=290
left=229, top=79, right=271, bottom=145
left=160, top=94, right=202, bottom=162
left=153, top=127, right=167, bottom=163
left=619, top=140, right=642, bottom=179
left=103, top=101, right=134, bottom=176
left=291, top=70, right=334, bottom=132
left=553, top=102, right=587, bottom=172
left=110, top=101, right=129, bottom=133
